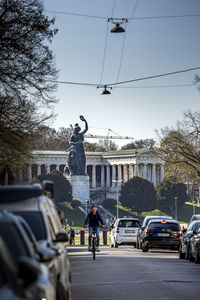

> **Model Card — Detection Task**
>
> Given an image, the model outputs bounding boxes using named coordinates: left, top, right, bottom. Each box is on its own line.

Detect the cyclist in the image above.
left=84, top=205, right=104, bottom=251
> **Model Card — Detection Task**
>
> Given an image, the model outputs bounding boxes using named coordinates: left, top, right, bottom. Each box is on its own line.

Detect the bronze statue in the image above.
left=66, top=115, right=88, bottom=175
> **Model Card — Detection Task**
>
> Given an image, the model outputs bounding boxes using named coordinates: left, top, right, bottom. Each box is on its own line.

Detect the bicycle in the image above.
left=85, top=225, right=102, bottom=260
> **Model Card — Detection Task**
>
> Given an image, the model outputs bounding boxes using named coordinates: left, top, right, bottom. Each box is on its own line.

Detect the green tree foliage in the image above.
left=156, top=177, right=189, bottom=215
left=38, top=170, right=72, bottom=204
left=119, top=177, right=157, bottom=216
left=102, top=198, right=117, bottom=209
left=70, top=199, right=82, bottom=210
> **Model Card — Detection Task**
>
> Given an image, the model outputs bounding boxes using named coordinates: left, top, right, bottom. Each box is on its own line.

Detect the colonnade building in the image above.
left=21, top=149, right=165, bottom=202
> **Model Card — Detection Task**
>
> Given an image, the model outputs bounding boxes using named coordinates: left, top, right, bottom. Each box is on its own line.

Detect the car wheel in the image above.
left=189, top=249, right=194, bottom=262
left=195, top=249, right=200, bottom=264
left=110, top=243, right=114, bottom=248
left=57, top=281, right=67, bottom=300
left=142, top=243, right=148, bottom=252
left=114, top=240, right=118, bottom=248
left=185, top=245, right=190, bottom=260
left=179, top=246, right=185, bottom=259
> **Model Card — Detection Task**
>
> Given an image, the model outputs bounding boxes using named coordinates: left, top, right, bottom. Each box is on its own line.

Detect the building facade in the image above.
left=17, top=149, right=165, bottom=202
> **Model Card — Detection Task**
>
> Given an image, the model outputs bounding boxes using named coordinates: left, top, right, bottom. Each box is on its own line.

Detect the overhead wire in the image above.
left=51, top=67, right=200, bottom=88
left=45, top=10, right=200, bottom=21
left=99, top=0, right=117, bottom=84
left=114, top=0, right=140, bottom=87
left=107, top=66, right=200, bottom=87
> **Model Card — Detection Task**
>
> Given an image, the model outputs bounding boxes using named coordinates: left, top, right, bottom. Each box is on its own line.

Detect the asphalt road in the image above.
left=68, top=245, right=200, bottom=300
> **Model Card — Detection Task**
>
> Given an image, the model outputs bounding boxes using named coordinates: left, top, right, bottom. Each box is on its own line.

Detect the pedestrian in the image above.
left=69, top=227, right=75, bottom=245
left=84, top=205, right=104, bottom=251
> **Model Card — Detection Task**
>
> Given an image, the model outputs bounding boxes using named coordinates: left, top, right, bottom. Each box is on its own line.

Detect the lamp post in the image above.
left=112, top=179, right=123, bottom=219
left=174, top=196, right=178, bottom=220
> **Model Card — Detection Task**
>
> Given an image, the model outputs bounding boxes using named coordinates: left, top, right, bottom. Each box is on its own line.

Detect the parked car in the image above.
left=110, top=217, right=141, bottom=247
left=189, top=214, right=200, bottom=224
left=0, top=184, right=71, bottom=300
left=0, top=236, right=32, bottom=300
left=140, top=219, right=181, bottom=252
left=0, top=210, right=56, bottom=300
left=179, top=220, right=200, bottom=260
left=136, top=216, right=173, bottom=249
left=190, top=227, right=200, bottom=263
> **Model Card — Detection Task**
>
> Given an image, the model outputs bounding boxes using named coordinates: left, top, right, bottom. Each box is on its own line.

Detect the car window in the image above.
left=194, top=222, right=200, bottom=232
left=0, top=223, right=30, bottom=259
left=47, top=215, right=56, bottom=241
left=118, top=220, right=140, bottom=228
left=15, top=211, right=47, bottom=241
left=148, top=222, right=180, bottom=231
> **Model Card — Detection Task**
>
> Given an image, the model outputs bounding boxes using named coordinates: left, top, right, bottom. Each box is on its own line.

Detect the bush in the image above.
left=102, top=198, right=117, bottom=209
left=71, top=199, right=82, bottom=210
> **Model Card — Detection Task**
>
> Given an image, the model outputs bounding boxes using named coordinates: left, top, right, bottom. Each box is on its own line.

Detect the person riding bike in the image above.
left=84, top=205, right=104, bottom=251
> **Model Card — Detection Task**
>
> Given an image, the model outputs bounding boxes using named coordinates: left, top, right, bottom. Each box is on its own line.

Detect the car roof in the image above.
left=0, top=184, right=43, bottom=202
left=116, top=218, right=140, bottom=221
left=144, top=215, right=172, bottom=220
left=148, top=218, right=179, bottom=224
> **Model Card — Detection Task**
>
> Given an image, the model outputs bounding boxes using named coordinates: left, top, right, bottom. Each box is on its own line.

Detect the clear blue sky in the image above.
left=43, top=0, right=200, bottom=146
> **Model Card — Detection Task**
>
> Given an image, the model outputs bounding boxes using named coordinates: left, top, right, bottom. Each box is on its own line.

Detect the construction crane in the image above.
left=70, top=126, right=133, bottom=140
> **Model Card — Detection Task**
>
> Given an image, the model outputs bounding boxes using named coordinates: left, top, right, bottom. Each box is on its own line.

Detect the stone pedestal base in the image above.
left=67, top=175, right=90, bottom=204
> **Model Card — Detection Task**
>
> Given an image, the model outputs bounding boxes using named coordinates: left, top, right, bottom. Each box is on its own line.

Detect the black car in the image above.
left=136, top=216, right=173, bottom=249
left=179, top=220, right=200, bottom=260
left=0, top=210, right=56, bottom=300
left=141, top=219, right=181, bottom=252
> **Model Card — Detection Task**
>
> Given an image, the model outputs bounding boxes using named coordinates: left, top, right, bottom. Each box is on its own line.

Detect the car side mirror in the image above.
left=54, top=231, right=68, bottom=243
left=38, top=246, right=57, bottom=262
left=18, top=257, right=40, bottom=288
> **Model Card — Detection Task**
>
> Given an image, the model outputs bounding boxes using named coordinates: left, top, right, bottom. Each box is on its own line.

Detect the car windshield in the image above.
left=118, top=220, right=140, bottom=228
left=149, top=222, right=180, bottom=231
left=15, top=211, right=46, bottom=241
left=0, top=223, right=30, bottom=259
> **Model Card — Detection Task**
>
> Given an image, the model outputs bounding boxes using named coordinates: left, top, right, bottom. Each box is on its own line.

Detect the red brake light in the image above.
left=145, top=229, right=155, bottom=234
left=116, top=228, right=119, bottom=233
left=161, top=222, right=167, bottom=224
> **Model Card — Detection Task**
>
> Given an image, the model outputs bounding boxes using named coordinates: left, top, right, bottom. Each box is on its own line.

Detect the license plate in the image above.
left=125, top=230, right=135, bottom=233
left=157, top=233, right=170, bottom=237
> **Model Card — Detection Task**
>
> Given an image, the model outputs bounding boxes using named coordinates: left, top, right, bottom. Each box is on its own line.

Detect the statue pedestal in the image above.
left=67, top=175, right=90, bottom=204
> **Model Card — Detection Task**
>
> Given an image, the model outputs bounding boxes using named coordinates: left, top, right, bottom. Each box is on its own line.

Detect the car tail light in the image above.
left=161, top=222, right=167, bottom=224
left=145, top=229, right=155, bottom=234
left=116, top=228, right=119, bottom=233
left=174, top=231, right=182, bottom=235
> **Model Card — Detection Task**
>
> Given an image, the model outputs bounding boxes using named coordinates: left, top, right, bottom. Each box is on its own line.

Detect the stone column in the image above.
left=134, top=163, right=138, bottom=177
left=19, top=169, right=23, bottom=184
left=129, top=164, right=134, bottom=179
left=160, top=165, right=164, bottom=182
left=112, top=165, right=116, bottom=187
left=152, top=165, right=156, bottom=186
left=55, top=164, right=59, bottom=171
left=37, top=164, right=41, bottom=177
left=124, top=164, right=128, bottom=182
left=106, top=165, right=110, bottom=188
left=101, top=165, right=105, bottom=188
left=46, top=164, right=50, bottom=174
left=143, top=164, right=147, bottom=179
left=28, top=165, right=32, bottom=182
left=92, top=165, right=96, bottom=188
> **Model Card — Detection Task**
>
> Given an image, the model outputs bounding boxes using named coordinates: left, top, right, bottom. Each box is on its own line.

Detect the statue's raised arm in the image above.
left=80, top=115, right=88, bottom=135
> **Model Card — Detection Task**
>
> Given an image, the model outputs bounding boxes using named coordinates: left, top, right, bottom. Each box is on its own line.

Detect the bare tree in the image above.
left=0, top=0, right=58, bottom=105
left=157, top=110, right=200, bottom=182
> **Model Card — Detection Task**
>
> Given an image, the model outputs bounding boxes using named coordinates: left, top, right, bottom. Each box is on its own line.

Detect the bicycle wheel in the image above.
left=92, top=238, right=96, bottom=260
